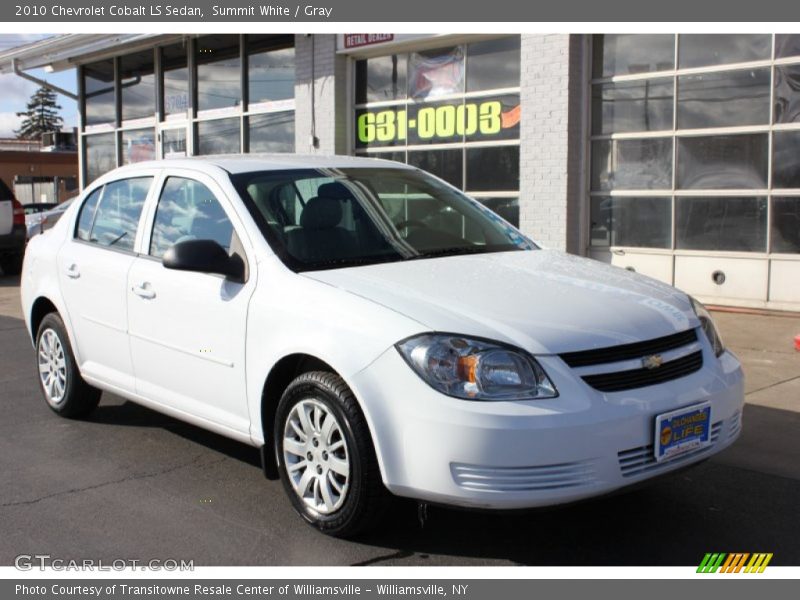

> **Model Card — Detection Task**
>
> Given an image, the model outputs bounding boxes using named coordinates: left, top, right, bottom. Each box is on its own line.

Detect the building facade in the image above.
left=1, top=33, right=798, bottom=310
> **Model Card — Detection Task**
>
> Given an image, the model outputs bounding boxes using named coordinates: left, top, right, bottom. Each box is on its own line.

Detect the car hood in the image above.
left=302, top=249, right=698, bottom=355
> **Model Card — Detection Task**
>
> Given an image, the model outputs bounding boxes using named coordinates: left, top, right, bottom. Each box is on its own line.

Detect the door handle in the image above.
left=65, top=264, right=80, bottom=279
left=132, top=283, right=156, bottom=300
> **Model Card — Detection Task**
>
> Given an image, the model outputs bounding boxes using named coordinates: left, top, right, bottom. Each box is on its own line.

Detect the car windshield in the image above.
left=232, top=167, right=536, bottom=271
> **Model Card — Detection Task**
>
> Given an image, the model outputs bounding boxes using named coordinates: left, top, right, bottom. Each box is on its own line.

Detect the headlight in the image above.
left=690, top=296, right=725, bottom=357
left=396, top=334, right=557, bottom=401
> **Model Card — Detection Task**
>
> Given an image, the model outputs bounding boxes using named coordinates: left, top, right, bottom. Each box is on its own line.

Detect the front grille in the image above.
left=451, top=461, right=596, bottom=492
left=618, top=421, right=723, bottom=478
left=581, top=350, right=703, bottom=392
left=560, top=329, right=698, bottom=368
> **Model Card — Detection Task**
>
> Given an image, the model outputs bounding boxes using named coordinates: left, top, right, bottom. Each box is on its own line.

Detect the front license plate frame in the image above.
left=654, top=402, right=712, bottom=462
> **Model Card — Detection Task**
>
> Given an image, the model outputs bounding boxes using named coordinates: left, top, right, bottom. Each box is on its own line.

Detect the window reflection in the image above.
left=772, top=131, right=800, bottom=188
left=197, top=118, right=241, bottom=155
left=408, top=148, right=463, bottom=188
left=678, top=68, right=770, bottom=129
left=162, top=42, right=189, bottom=118
left=85, top=133, right=116, bottom=183
left=409, top=47, right=464, bottom=100
left=775, top=35, right=800, bottom=59
left=591, top=196, right=671, bottom=248
left=248, top=35, right=295, bottom=105
left=771, top=197, right=800, bottom=253
left=120, top=50, right=155, bottom=122
left=466, top=37, right=520, bottom=92
left=676, top=196, right=767, bottom=252
left=592, top=34, right=675, bottom=77
left=355, top=55, right=407, bottom=104
left=678, top=34, right=771, bottom=69
left=197, top=35, right=241, bottom=112
left=466, top=146, right=519, bottom=192
left=592, top=78, right=673, bottom=134
left=89, top=177, right=152, bottom=251
left=249, top=111, right=295, bottom=153
left=774, top=65, right=800, bottom=123
left=84, top=60, right=116, bottom=126
left=591, top=138, right=672, bottom=190
left=677, top=134, right=768, bottom=189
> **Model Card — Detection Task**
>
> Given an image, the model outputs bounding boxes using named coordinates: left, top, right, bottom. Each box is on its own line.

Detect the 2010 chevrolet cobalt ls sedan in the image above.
left=20, top=155, right=744, bottom=536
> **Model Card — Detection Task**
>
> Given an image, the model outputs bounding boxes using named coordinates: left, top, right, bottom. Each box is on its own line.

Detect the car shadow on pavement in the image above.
left=85, top=398, right=800, bottom=566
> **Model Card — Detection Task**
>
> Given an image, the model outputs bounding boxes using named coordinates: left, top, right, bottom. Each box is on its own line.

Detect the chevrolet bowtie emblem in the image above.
left=642, top=354, right=664, bottom=370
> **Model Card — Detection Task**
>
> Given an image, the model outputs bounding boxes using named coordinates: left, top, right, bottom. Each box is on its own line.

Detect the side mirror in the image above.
left=162, top=239, right=245, bottom=283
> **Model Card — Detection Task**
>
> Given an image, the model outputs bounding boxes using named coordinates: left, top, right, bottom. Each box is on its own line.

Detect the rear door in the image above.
left=57, top=175, right=155, bottom=391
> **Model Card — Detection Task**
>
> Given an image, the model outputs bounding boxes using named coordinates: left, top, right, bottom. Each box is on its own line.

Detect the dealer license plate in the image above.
left=654, top=402, right=711, bottom=462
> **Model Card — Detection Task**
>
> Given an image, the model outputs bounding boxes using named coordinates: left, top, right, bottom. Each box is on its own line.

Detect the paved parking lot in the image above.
left=1, top=273, right=798, bottom=566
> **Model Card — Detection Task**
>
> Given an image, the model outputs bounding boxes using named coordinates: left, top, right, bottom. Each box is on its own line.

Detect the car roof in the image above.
left=109, top=154, right=416, bottom=175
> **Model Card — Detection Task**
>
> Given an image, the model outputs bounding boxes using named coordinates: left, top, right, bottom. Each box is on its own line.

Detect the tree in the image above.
left=15, top=85, right=63, bottom=140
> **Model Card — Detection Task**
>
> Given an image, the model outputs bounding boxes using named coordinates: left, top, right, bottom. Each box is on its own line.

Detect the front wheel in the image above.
left=275, top=371, right=388, bottom=537
left=36, top=313, right=101, bottom=418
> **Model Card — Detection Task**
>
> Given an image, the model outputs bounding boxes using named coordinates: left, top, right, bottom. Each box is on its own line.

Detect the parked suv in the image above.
left=20, top=156, right=745, bottom=536
left=0, top=179, right=26, bottom=275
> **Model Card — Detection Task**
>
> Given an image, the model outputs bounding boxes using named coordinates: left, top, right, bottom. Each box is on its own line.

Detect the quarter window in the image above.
left=150, top=177, right=235, bottom=259
left=75, top=187, right=104, bottom=242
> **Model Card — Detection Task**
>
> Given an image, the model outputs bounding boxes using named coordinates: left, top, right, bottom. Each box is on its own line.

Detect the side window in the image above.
left=150, top=177, right=235, bottom=259
left=75, top=187, right=103, bottom=241
left=78, top=177, right=152, bottom=250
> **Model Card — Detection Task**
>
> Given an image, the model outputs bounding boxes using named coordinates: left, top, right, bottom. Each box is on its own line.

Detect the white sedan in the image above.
left=20, top=155, right=744, bottom=536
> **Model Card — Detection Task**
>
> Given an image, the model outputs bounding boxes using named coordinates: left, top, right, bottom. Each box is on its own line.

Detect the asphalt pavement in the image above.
left=1, top=274, right=798, bottom=566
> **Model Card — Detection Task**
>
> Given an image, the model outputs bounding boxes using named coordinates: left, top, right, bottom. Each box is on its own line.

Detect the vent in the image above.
left=617, top=421, right=722, bottom=478
left=728, top=409, right=743, bottom=440
left=451, top=461, right=596, bottom=492
left=580, top=350, right=703, bottom=393
left=560, top=329, right=698, bottom=368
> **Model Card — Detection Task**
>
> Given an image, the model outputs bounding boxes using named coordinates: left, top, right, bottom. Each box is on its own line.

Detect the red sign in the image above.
left=344, top=34, right=395, bottom=49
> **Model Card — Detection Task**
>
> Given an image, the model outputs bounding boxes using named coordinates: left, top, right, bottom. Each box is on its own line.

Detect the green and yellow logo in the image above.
left=697, top=553, right=773, bottom=573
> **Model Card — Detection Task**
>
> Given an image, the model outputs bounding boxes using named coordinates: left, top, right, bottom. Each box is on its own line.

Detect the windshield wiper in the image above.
left=404, top=246, right=497, bottom=261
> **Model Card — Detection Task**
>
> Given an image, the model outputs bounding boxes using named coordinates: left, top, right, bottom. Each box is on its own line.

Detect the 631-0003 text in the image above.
left=14, top=4, right=335, bottom=18
left=16, top=584, right=471, bottom=596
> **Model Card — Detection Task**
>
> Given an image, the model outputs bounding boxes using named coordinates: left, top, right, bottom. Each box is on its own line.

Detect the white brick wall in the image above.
left=294, top=34, right=348, bottom=155
left=519, top=34, right=587, bottom=254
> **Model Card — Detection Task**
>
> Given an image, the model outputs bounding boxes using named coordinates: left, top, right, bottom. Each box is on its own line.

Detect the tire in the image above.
left=0, top=253, right=23, bottom=276
left=36, top=313, right=101, bottom=419
left=275, top=371, right=388, bottom=537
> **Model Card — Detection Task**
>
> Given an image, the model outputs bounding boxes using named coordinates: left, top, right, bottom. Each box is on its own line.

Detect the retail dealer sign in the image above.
left=344, top=34, right=394, bottom=49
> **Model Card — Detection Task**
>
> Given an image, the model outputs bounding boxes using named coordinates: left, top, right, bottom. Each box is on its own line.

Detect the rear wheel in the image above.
left=275, top=371, right=388, bottom=537
left=36, top=313, right=101, bottom=418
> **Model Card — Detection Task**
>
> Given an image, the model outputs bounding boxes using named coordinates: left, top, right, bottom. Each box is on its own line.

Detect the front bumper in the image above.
left=350, top=340, right=744, bottom=509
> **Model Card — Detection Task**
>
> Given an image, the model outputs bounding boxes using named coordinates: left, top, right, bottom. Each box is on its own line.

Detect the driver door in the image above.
left=126, top=171, right=255, bottom=438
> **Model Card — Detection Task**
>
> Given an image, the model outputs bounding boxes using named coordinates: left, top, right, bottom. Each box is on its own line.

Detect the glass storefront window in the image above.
left=85, top=133, right=116, bottom=183
left=592, top=34, right=675, bottom=77
left=409, top=46, right=464, bottom=101
left=591, top=138, right=672, bottom=190
left=197, top=35, right=241, bottom=112
left=771, top=197, right=800, bottom=253
left=248, top=111, right=295, bottom=153
left=121, top=129, right=155, bottom=164
left=590, top=196, right=671, bottom=248
left=677, top=134, right=768, bottom=190
left=773, top=131, right=800, bottom=188
left=355, top=54, right=407, bottom=104
left=84, top=59, right=116, bottom=127
left=466, top=146, right=519, bottom=192
left=774, top=64, right=800, bottom=124
left=162, top=127, right=187, bottom=157
left=676, top=196, right=767, bottom=252
left=162, top=42, right=189, bottom=118
left=775, top=35, right=800, bottom=59
left=466, top=37, right=520, bottom=92
left=408, top=148, right=463, bottom=188
left=677, top=68, right=770, bottom=129
left=678, top=34, right=771, bottom=69
left=120, top=50, right=155, bottom=122
left=248, top=35, right=295, bottom=105
left=592, top=78, right=673, bottom=134
left=197, top=118, right=241, bottom=155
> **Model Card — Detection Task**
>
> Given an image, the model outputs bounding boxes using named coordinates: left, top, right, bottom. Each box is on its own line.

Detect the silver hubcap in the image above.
left=283, top=399, right=350, bottom=514
left=38, top=328, right=67, bottom=406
